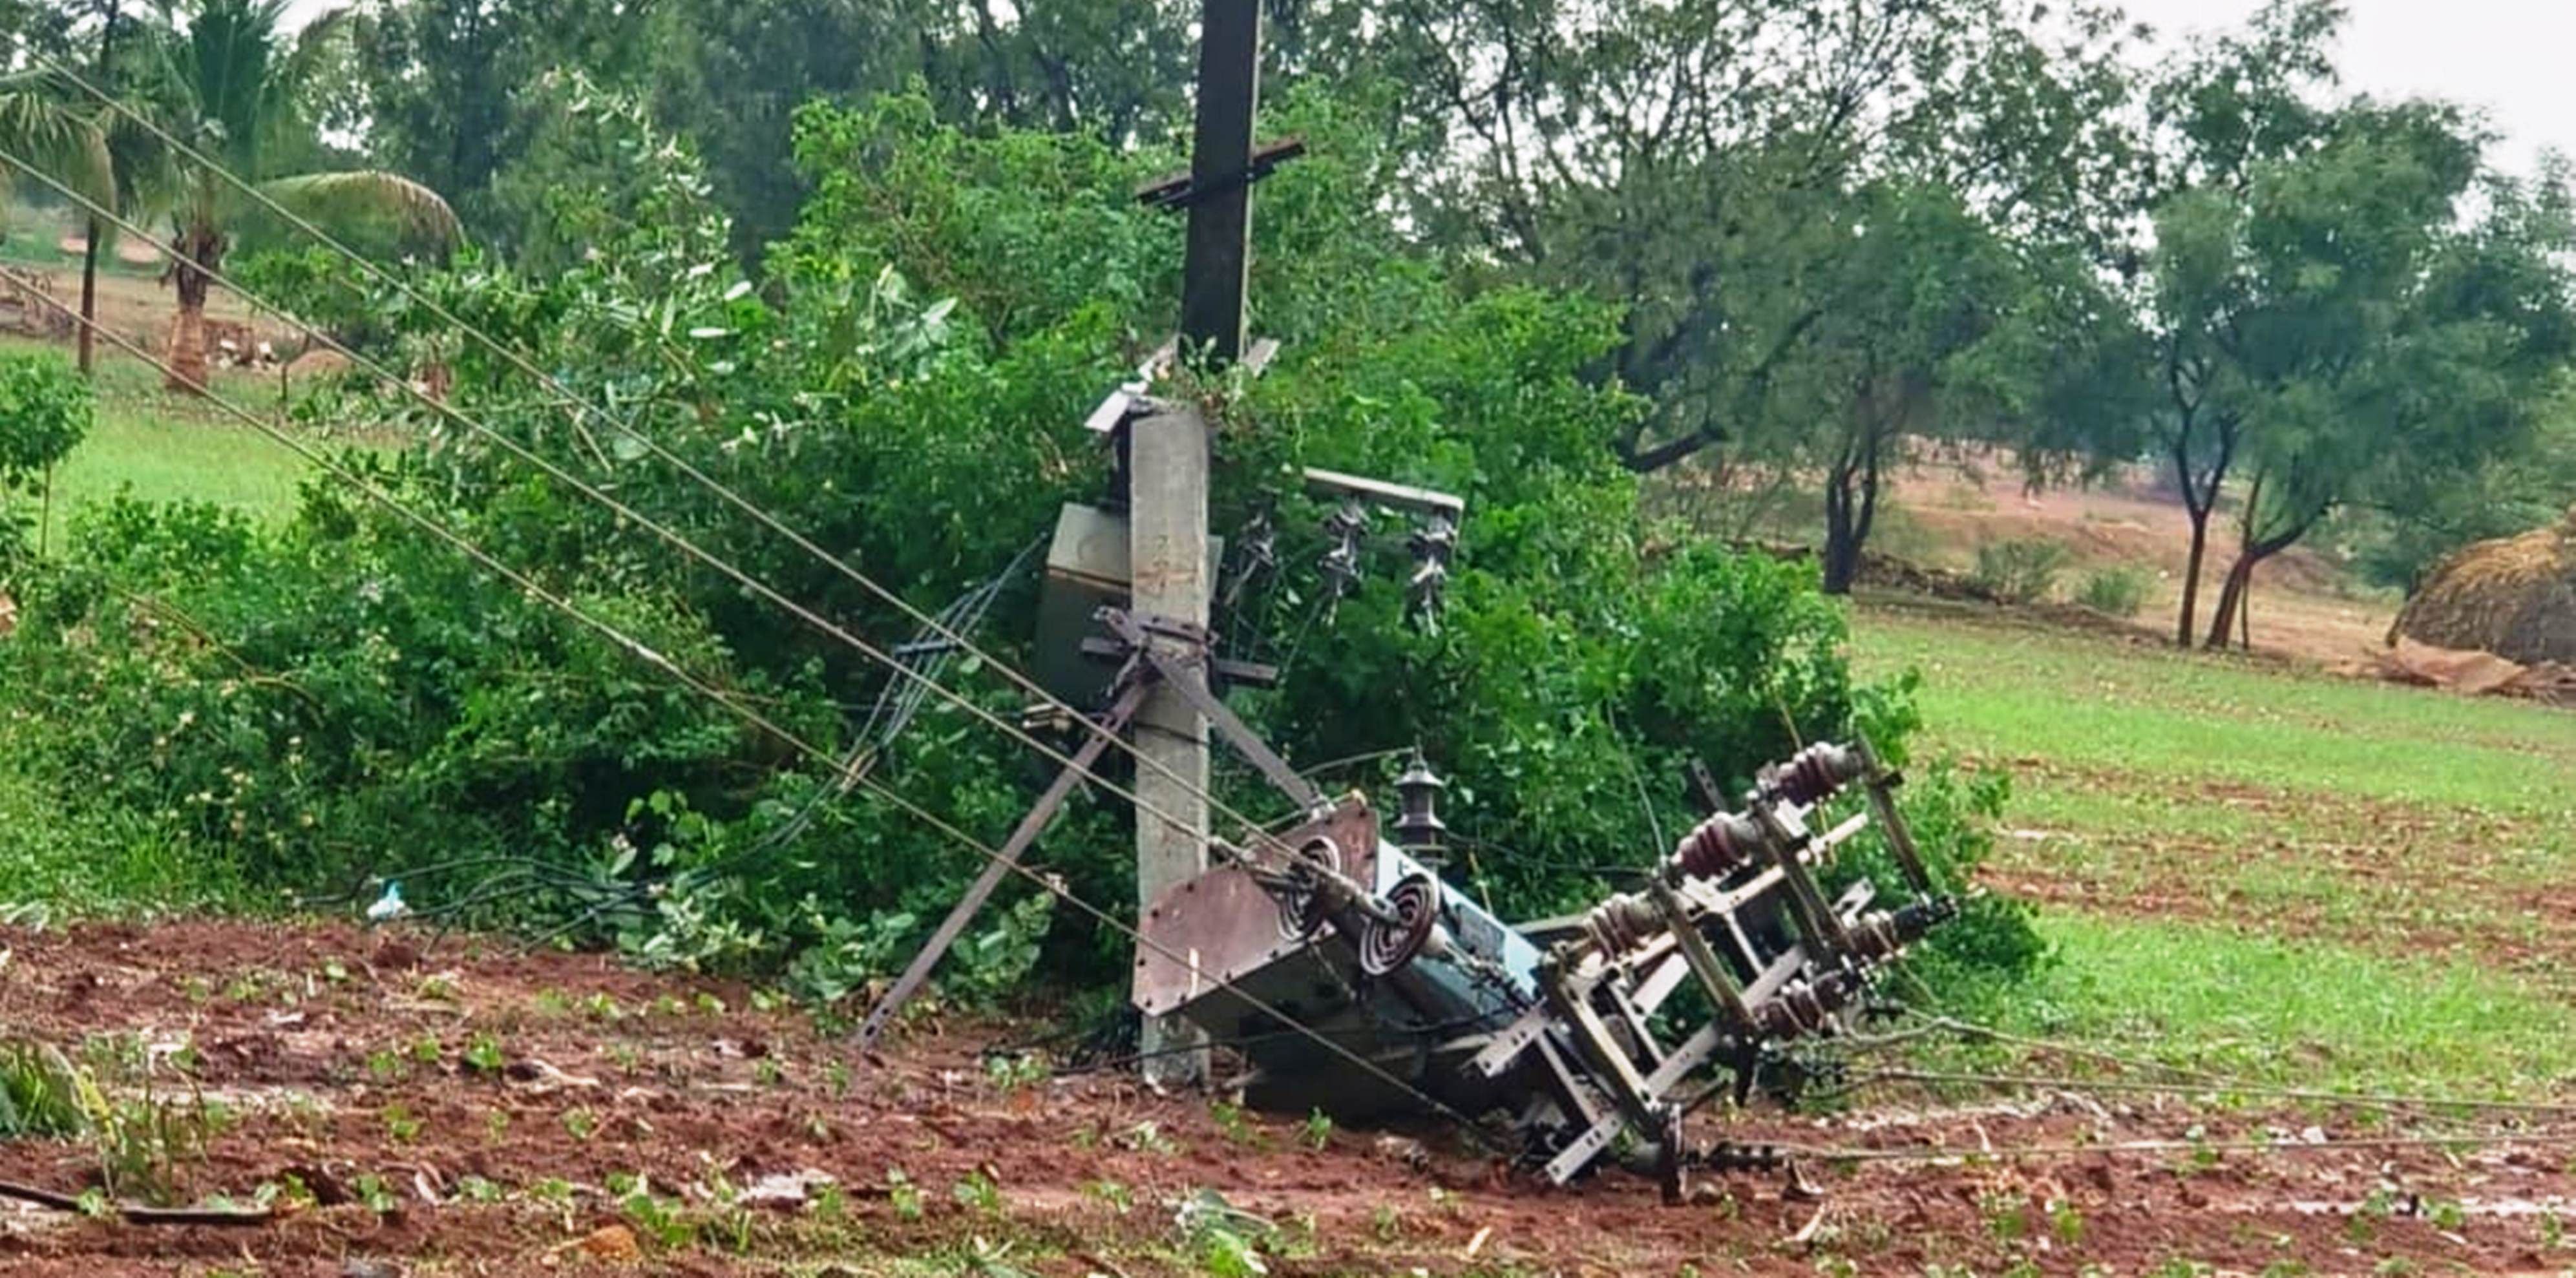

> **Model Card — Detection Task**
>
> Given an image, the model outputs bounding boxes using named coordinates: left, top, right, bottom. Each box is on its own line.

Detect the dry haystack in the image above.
left=2392, top=506, right=2576, bottom=665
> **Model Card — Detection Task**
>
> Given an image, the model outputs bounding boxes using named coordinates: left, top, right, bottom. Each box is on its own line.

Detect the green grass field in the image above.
left=1856, top=602, right=2576, bottom=1095
left=0, top=334, right=321, bottom=549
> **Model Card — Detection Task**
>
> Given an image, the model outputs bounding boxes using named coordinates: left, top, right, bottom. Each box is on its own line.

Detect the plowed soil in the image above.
left=6, top=919, right=2575, bottom=1275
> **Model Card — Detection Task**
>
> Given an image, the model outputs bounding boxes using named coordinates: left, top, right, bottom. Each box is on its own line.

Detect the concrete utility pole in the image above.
left=1133, top=0, right=1262, bottom=1086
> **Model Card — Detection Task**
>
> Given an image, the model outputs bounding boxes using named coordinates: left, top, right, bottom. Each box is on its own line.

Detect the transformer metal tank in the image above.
left=1133, top=740, right=1958, bottom=1193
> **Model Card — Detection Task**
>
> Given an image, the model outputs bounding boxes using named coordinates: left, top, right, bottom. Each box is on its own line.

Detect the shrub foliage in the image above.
left=0, top=89, right=2038, bottom=1000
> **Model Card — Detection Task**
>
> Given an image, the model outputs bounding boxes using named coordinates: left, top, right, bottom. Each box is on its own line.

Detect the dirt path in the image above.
left=5, top=919, right=2574, bottom=1275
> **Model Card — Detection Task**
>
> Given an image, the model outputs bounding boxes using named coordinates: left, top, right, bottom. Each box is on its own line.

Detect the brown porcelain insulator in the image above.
left=1673, top=810, right=1768, bottom=879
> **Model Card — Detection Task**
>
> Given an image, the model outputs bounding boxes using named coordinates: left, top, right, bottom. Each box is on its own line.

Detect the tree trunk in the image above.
left=165, top=302, right=208, bottom=393
left=165, top=224, right=221, bottom=395
left=2204, top=513, right=2312, bottom=651
left=2203, top=552, right=2255, bottom=650
left=2176, top=503, right=2210, bottom=647
left=1822, top=502, right=1861, bottom=592
left=79, top=1, right=119, bottom=379
left=1822, top=458, right=1859, bottom=595
left=77, top=220, right=100, bottom=377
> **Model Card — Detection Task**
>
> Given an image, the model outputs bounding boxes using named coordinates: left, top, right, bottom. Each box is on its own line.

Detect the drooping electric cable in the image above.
left=0, top=138, right=1329, bottom=892
left=0, top=269, right=1514, bottom=1157
left=13, top=41, right=1324, bottom=865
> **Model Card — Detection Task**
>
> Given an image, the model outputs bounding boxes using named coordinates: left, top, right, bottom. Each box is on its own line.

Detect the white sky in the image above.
left=2127, top=0, right=2572, bottom=174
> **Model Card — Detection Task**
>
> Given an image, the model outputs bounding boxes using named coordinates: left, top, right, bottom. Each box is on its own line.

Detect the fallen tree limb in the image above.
left=0, top=1179, right=273, bottom=1227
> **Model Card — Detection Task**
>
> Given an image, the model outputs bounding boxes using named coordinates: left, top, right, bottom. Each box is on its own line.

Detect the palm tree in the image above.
left=0, top=58, right=125, bottom=372
left=141, top=0, right=458, bottom=391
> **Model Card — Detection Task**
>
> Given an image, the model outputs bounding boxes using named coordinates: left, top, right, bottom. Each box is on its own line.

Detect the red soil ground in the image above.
left=6, top=919, right=2575, bottom=1275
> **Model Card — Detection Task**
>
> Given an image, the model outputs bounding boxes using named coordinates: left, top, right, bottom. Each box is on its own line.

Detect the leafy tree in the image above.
left=1743, top=180, right=2137, bottom=592
left=2139, top=6, right=2576, bottom=646
left=1340, top=0, right=2145, bottom=479
left=344, top=0, right=643, bottom=235
left=0, top=351, right=92, bottom=556
left=0, top=0, right=147, bottom=377
left=2341, top=411, right=2576, bottom=593
left=124, top=0, right=461, bottom=391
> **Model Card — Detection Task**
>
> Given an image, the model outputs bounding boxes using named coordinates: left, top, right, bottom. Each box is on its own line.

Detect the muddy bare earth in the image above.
left=5, top=919, right=2573, bottom=1275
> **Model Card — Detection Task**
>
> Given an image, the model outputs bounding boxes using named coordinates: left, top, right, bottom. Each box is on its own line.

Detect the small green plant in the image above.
left=2049, top=1199, right=2085, bottom=1246
left=1981, top=1191, right=2029, bottom=1241
left=2076, top=564, right=2152, bottom=616
left=1971, top=538, right=2074, bottom=604
left=562, top=1107, right=598, bottom=1140
left=983, top=1051, right=1046, bottom=1093
left=529, top=1177, right=578, bottom=1231
left=886, top=1168, right=924, bottom=1220
left=614, top=1171, right=701, bottom=1249
left=1210, top=1099, right=1263, bottom=1147
left=1179, top=1189, right=1276, bottom=1278
left=462, top=1033, right=505, bottom=1075
left=1081, top=1178, right=1134, bottom=1213
left=1299, top=1109, right=1333, bottom=1152
left=364, top=1049, right=405, bottom=1084
left=93, top=1087, right=233, bottom=1205
left=408, top=1033, right=442, bottom=1066
left=352, top=1173, right=400, bottom=1215
left=382, top=1103, right=421, bottom=1144
left=0, top=1040, right=92, bottom=1139
left=953, top=1169, right=1002, bottom=1213
left=456, top=1175, right=505, bottom=1203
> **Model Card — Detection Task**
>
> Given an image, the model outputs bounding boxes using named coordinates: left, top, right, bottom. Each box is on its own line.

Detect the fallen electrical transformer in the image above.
left=1134, top=739, right=1956, bottom=1195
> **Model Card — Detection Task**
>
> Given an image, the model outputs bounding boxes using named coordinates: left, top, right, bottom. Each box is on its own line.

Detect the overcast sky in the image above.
left=2127, top=0, right=2571, bottom=174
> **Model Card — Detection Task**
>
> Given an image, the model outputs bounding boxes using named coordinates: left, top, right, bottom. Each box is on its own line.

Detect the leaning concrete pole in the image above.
left=1134, top=0, right=1261, bottom=1087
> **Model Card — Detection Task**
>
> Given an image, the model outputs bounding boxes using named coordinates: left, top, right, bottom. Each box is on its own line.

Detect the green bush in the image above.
left=0, top=351, right=92, bottom=558
left=1971, top=539, right=2073, bottom=604
left=0, top=87, right=2041, bottom=1005
left=2075, top=565, right=2152, bottom=616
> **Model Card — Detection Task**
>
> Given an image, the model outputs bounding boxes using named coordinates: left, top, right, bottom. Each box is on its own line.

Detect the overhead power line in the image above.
left=0, top=253, right=1512, bottom=1160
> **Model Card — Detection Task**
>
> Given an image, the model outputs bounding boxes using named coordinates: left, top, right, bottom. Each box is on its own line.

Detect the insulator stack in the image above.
left=1672, top=810, right=1769, bottom=879
left=1754, top=970, right=1859, bottom=1037
left=1844, top=897, right=1956, bottom=965
left=1763, top=742, right=1868, bottom=807
left=1579, top=893, right=1663, bottom=956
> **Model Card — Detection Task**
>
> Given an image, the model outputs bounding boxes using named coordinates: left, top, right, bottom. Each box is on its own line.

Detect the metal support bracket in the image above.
left=856, top=676, right=1152, bottom=1046
left=1103, top=607, right=1325, bottom=813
